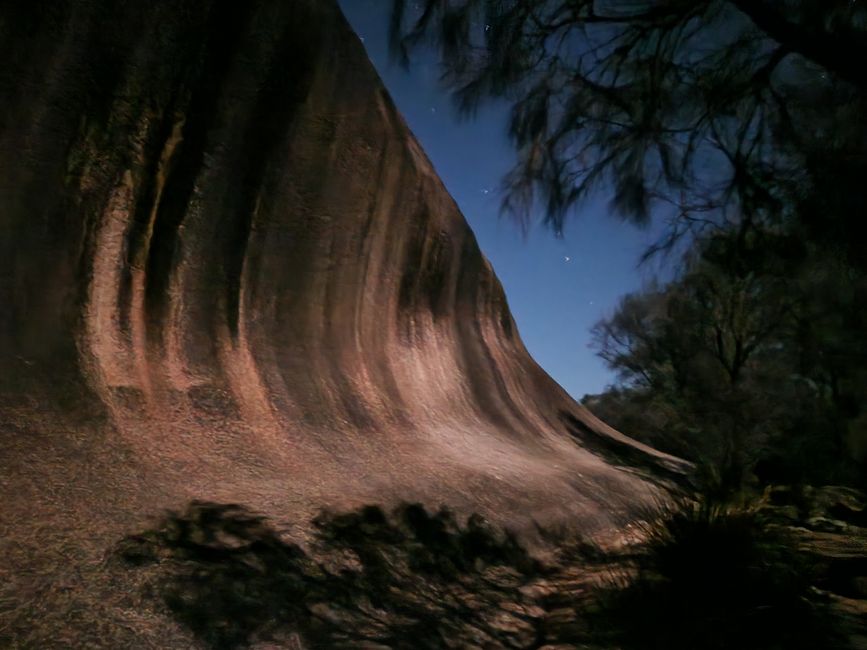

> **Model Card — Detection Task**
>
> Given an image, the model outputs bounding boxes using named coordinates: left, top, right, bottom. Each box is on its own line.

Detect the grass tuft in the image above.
left=590, top=499, right=844, bottom=650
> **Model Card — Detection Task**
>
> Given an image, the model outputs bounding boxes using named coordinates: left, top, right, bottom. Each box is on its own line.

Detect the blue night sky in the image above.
left=339, top=1, right=667, bottom=400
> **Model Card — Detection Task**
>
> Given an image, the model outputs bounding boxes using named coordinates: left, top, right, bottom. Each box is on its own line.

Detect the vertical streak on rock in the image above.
left=83, top=170, right=135, bottom=395
left=129, top=115, right=186, bottom=396
left=223, top=12, right=320, bottom=341
left=143, top=2, right=256, bottom=340
left=218, top=193, right=278, bottom=430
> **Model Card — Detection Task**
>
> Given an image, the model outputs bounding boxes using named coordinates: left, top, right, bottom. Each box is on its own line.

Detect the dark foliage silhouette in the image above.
left=390, top=0, right=867, bottom=266
left=584, top=225, right=867, bottom=494
left=117, top=498, right=856, bottom=649
left=588, top=500, right=844, bottom=650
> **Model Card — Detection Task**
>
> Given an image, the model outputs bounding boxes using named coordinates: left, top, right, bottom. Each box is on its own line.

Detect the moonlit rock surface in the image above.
left=0, top=0, right=684, bottom=642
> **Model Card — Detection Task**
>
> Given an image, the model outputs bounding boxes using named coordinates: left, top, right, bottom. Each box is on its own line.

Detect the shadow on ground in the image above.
left=117, top=494, right=864, bottom=649
left=117, top=502, right=554, bottom=648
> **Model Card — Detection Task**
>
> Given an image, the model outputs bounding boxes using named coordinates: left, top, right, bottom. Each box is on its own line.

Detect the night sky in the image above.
left=339, top=1, right=667, bottom=399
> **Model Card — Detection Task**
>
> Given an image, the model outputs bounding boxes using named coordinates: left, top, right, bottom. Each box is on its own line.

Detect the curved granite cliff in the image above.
left=0, top=0, right=684, bottom=644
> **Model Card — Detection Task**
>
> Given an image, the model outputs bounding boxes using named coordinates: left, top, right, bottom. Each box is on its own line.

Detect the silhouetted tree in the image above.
left=586, top=227, right=867, bottom=491
left=390, top=0, right=867, bottom=252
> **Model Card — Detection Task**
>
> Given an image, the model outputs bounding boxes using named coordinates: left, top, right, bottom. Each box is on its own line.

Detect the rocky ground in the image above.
left=95, top=485, right=865, bottom=649
left=758, top=485, right=867, bottom=649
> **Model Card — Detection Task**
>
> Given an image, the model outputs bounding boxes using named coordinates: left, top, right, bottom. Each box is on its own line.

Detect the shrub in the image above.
left=590, top=500, right=842, bottom=650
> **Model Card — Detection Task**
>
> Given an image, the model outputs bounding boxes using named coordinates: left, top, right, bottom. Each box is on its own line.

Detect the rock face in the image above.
left=0, top=0, right=683, bottom=644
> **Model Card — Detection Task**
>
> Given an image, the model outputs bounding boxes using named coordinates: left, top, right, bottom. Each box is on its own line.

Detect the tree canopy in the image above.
left=585, top=228, right=867, bottom=490
left=390, top=0, right=867, bottom=253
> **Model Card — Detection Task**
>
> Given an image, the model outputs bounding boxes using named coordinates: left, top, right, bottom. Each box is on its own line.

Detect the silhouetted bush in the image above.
left=589, top=500, right=844, bottom=650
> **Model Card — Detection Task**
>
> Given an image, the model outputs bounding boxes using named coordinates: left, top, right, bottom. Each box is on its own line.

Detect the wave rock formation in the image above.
left=0, top=0, right=683, bottom=644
